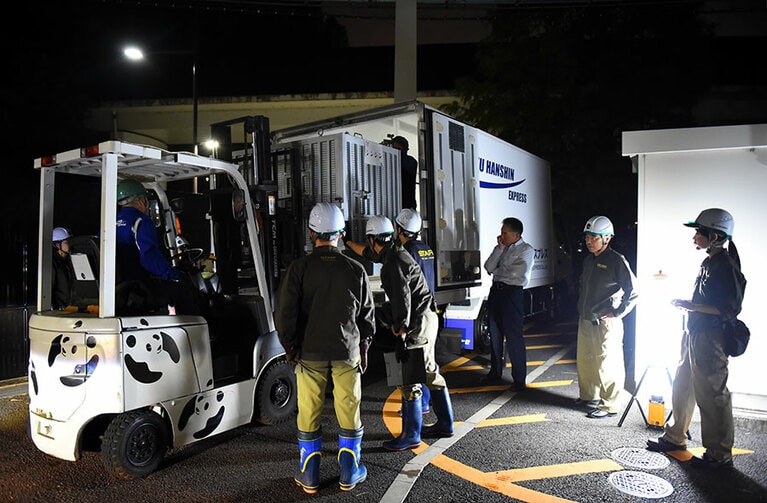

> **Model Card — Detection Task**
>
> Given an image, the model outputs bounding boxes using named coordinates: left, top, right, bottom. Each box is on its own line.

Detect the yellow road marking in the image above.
left=472, top=413, right=550, bottom=427
left=524, top=332, right=572, bottom=338
left=667, top=447, right=754, bottom=462
left=439, top=354, right=477, bottom=371
left=450, top=380, right=572, bottom=394
left=429, top=454, right=613, bottom=502
left=494, top=459, right=624, bottom=483
left=527, top=344, right=568, bottom=350
left=445, top=360, right=575, bottom=373
left=382, top=348, right=757, bottom=503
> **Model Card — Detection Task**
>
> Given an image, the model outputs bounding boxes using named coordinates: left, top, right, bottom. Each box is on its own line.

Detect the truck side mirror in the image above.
left=149, top=199, right=162, bottom=228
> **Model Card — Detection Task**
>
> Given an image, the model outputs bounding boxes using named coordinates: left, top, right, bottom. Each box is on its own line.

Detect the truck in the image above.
left=262, top=100, right=558, bottom=352
left=29, top=131, right=296, bottom=480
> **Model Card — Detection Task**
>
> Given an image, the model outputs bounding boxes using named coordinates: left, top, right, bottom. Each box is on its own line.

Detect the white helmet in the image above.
left=684, top=208, right=734, bottom=238
left=395, top=208, right=422, bottom=234
left=583, top=215, right=614, bottom=236
left=52, top=227, right=73, bottom=242
left=308, top=202, right=345, bottom=234
left=365, top=215, right=394, bottom=237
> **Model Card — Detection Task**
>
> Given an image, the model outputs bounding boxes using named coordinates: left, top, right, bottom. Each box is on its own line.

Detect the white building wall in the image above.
left=623, top=124, right=767, bottom=413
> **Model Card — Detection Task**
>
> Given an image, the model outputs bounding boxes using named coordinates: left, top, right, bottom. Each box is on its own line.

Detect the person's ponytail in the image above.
left=728, top=239, right=741, bottom=270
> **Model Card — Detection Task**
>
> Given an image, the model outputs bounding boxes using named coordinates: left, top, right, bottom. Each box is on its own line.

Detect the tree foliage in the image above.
left=443, top=2, right=713, bottom=247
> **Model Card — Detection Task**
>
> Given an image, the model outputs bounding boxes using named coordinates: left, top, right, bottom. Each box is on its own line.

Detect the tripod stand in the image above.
left=618, top=364, right=674, bottom=428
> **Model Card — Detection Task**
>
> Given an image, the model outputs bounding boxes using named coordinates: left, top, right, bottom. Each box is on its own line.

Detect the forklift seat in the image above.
left=67, top=235, right=101, bottom=307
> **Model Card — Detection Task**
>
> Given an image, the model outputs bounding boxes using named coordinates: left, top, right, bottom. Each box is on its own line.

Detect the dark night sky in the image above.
left=7, top=1, right=766, bottom=157
left=7, top=1, right=489, bottom=155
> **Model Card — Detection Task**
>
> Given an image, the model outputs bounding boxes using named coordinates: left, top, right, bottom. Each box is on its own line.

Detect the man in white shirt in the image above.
left=482, top=217, right=535, bottom=390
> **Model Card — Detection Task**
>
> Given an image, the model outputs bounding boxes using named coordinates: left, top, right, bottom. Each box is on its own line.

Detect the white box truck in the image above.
left=268, top=100, right=558, bottom=352
left=622, top=123, right=767, bottom=414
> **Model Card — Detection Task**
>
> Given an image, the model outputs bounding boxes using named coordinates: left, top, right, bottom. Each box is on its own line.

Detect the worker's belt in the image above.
left=491, top=282, right=522, bottom=291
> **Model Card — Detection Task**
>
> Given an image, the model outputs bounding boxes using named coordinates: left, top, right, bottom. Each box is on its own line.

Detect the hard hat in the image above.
left=684, top=208, right=734, bottom=238
left=583, top=215, right=614, bottom=236
left=52, top=227, right=72, bottom=242
left=308, top=202, right=345, bottom=234
left=391, top=136, right=409, bottom=150
left=395, top=208, right=422, bottom=234
left=365, top=215, right=394, bottom=237
left=117, top=179, right=147, bottom=202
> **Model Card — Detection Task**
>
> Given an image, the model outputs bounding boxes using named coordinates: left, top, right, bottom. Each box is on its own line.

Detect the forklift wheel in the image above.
left=101, top=410, right=169, bottom=480
left=254, top=358, right=297, bottom=426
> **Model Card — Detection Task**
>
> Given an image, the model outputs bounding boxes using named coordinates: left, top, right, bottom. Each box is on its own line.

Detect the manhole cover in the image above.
left=608, top=471, right=674, bottom=499
left=611, top=447, right=670, bottom=469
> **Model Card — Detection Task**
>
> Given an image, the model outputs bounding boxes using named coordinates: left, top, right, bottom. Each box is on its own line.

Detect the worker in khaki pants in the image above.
left=575, top=216, right=638, bottom=419
left=275, top=203, right=375, bottom=494
left=647, top=208, right=745, bottom=469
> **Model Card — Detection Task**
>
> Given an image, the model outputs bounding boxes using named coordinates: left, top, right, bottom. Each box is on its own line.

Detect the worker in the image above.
left=275, top=202, right=375, bottom=493
left=363, top=215, right=454, bottom=449
left=647, top=208, right=745, bottom=469
left=115, top=179, right=197, bottom=314
left=51, top=226, right=76, bottom=309
left=576, top=215, right=638, bottom=419
left=390, top=136, right=418, bottom=210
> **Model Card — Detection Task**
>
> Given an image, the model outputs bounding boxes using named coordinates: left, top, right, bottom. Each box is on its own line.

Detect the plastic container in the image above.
left=648, top=395, right=665, bottom=428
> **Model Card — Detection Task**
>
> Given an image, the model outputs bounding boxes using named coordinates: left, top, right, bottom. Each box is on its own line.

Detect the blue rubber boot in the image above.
left=421, top=386, right=432, bottom=414
left=397, top=386, right=431, bottom=416
left=338, top=427, right=367, bottom=491
left=383, top=397, right=422, bottom=451
left=295, top=429, right=322, bottom=494
left=421, top=386, right=455, bottom=438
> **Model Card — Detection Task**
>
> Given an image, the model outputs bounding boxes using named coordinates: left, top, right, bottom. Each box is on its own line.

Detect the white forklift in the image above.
left=28, top=141, right=296, bottom=479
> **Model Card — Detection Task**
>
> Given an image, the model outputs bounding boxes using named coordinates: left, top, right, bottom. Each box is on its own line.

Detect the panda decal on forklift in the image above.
left=124, top=331, right=181, bottom=384
left=178, top=390, right=226, bottom=439
left=46, top=333, right=100, bottom=387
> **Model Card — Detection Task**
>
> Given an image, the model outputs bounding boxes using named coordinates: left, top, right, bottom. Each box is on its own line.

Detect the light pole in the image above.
left=123, top=45, right=199, bottom=154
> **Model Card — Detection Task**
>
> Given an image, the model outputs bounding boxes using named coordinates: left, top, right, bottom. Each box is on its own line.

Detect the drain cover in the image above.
left=608, top=471, right=674, bottom=499
left=611, top=447, right=670, bottom=469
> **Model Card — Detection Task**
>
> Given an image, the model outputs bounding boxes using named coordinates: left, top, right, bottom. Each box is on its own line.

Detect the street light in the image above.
left=123, top=45, right=199, bottom=154
left=204, top=139, right=219, bottom=159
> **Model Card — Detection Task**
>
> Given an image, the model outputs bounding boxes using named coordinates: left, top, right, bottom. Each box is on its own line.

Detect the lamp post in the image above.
left=123, top=45, right=199, bottom=154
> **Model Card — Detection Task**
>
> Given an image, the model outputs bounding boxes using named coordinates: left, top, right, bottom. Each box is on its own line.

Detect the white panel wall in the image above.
left=630, top=132, right=767, bottom=407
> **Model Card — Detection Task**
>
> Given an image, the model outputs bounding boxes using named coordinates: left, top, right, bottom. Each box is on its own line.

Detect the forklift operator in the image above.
left=115, top=179, right=197, bottom=315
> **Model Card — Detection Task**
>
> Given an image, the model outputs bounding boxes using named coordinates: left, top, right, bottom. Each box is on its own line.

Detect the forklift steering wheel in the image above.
left=177, top=248, right=205, bottom=271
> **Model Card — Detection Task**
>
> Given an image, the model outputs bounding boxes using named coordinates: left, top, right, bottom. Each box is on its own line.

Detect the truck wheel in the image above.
left=101, top=410, right=169, bottom=480
left=474, top=303, right=491, bottom=354
left=254, top=358, right=297, bottom=426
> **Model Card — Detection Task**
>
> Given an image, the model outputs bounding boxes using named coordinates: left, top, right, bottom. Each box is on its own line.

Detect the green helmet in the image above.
left=117, top=179, right=146, bottom=202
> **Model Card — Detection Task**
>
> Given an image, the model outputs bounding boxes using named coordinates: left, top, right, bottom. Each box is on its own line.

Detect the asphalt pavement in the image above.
left=1, top=316, right=766, bottom=502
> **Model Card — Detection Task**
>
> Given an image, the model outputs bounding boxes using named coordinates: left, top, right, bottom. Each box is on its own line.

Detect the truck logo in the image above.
left=478, top=157, right=526, bottom=189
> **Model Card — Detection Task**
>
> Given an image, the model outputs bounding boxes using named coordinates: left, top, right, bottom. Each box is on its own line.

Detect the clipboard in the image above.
left=70, top=253, right=95, bottom=281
